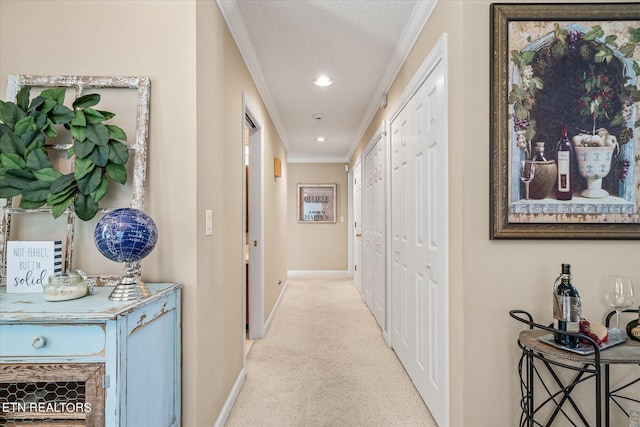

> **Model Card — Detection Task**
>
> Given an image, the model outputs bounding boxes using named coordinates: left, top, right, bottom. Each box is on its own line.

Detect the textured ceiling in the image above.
left=217, top=0, right=436, bottom=162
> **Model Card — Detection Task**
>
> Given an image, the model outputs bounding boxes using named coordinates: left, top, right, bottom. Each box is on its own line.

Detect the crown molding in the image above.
left=218, top=0, right=437, bottom=163
left=216, top=0, right=291, bottom=152
left=287, top=154, right=349, bottom=164
left=346, top=0, right=438, bottom=162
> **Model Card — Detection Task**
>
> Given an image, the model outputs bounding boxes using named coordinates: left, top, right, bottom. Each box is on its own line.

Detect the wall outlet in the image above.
left=205, top=210, right=213, bottom=236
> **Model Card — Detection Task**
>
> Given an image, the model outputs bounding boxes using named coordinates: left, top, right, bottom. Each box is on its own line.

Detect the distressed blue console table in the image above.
left=0, top=282, right=182, bottom=427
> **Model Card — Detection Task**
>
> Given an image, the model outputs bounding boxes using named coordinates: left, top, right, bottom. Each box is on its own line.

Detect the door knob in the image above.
left=356, top=233, right=362, bottom=237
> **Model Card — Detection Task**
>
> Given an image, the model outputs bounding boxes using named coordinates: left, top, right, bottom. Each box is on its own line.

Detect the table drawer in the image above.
left=0, top=324, right=105, bottom=358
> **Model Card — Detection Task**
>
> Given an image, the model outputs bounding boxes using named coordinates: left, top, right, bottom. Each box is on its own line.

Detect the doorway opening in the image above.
left=242, top=93, right=265, bottom=364
left=244, top=118, right=253, bottom=354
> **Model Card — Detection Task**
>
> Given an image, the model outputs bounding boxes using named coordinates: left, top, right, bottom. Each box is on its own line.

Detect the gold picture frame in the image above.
left=490, top=3, right=640, bottom=239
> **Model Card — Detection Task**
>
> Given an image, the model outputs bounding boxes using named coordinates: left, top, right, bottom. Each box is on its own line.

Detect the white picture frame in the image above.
left=297, top=184, right=337, bottom=223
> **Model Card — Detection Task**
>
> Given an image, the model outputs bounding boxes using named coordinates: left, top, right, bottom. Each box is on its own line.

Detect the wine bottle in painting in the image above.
left=556, top=124, right=573, bottom=200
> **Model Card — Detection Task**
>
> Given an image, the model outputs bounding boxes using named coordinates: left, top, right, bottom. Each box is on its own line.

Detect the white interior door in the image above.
left=391, top=104, right=414, bottom=369
left=352, top=158, right=363, bottom=295
left=363, top=131, right=386, bottom=329
left=363, top=153, right=374, bottom=310
left=390, top=40, right=448, bottom=427
left=411, top=63, right=447, bottom=426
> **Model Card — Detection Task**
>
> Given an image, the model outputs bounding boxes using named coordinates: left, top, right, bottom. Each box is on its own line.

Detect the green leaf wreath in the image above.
left=0, top=86, right=128, bottom=220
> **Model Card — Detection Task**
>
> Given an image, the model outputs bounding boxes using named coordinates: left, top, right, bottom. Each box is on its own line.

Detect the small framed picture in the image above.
left=297, top=184, right=336, bottom=223
left=6, top=241, right=62, bottom=293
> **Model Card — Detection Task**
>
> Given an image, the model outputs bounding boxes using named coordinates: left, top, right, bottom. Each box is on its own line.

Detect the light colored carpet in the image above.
left=225, top=275, right=438, bottom=427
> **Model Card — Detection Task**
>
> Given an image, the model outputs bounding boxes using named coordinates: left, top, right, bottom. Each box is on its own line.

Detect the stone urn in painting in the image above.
left=573, top=131, right=617, bottom=198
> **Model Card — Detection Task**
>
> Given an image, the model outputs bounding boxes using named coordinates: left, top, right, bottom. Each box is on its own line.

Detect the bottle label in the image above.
left=553, top=294, right=581, bottom=321
left=557, top=152, right=571, bottom=191
left=567, top=321, right=579, bottom=333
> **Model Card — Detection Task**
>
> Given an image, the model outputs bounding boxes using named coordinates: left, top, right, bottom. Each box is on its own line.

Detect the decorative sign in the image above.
left=297, top=184, right=336, bottom=223
left=6, top=241, right=62, bottom=293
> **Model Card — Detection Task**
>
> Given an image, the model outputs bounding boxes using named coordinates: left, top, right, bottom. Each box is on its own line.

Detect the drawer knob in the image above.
left=32, top=336, right=46, bottom=349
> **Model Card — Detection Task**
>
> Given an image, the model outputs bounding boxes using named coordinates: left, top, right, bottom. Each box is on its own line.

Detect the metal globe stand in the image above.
left=108, top=261, right=151, bottom=302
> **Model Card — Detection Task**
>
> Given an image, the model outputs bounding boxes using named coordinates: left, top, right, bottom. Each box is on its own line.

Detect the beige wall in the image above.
left=287, top=163, right=349, bottom=272
left=350, top=1, right=640, bottom=426
left=264, top=134, right=289, bottom=319
left=0, top=1, right=288, bottom=426
left=4, top=0, right=640, bottom=425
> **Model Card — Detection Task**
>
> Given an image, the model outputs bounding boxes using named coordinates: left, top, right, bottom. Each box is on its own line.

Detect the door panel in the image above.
left=363, top=133, right=386, bottom=329
left=390, top=59, right=448, bottom=426
left=391, top=107, right=413, bottom=365
left=353, top=159, right=363, bottom=294
left=372, top=142, right=385, bottom=326
left=363, top=153, right=374, bottom=309
left=417, top=66, right=447, bottom=425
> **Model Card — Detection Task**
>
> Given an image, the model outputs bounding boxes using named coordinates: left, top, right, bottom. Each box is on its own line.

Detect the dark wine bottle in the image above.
left=556, top=125, right=573, bottom=200
left=532, top=142, right=548, bottom=162
left=627, top=307, right=640, bottom=342
left=553, top=263, right=581, bottom=348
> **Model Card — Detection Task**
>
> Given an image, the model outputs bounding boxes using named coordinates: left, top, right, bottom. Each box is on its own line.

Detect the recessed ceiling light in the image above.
left=313, top=76, right=333, bottom=87
left=316, top=137, right=326, bottom=142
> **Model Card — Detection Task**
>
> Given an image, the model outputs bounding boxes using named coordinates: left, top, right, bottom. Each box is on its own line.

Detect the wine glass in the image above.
left=604, top=275, right=635, bottom=338
left=520, top=160, right=536, bottom=201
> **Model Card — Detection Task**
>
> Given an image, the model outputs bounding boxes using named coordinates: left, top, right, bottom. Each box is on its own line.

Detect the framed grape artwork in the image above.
left=490, top=3, right=640, bottom=239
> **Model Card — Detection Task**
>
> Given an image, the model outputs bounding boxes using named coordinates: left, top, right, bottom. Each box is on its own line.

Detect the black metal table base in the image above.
left=518, top=342, right=600, bottom=426
left=511, top=309, right=640, bottom=427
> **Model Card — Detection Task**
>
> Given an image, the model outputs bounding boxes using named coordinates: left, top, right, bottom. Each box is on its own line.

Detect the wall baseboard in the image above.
left=383, top=330, right=392, bottom=348
left=213, top=367, right=246, bottom=427
left=287, top=270, right=350, bottom=276
left=264, top=279, right=288, bottom=334
left=214, top=279, right=292, bottom=427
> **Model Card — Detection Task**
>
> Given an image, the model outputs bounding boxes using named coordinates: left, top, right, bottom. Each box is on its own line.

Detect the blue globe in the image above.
left=94, top=208, right=158, bottom=263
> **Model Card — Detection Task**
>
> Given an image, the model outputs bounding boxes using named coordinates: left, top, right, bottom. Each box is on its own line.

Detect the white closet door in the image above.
left=390, top=57, right=448, bottom=427
left=363, top=152, right=374, bottom=309
left=391, top=104, right=414, bottom=367
left=411, top=63, right=447, bottom=426
left=363, top=133, right=386, bottom=329
left=352, top=158, right=363, bottom=295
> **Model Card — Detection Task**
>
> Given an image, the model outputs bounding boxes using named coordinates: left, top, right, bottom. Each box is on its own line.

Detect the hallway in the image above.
left=225, top=275, right=437, bottom=427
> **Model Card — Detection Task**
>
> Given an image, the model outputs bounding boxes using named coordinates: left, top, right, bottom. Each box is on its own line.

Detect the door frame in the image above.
left=242, top=93, right=265, bottom=345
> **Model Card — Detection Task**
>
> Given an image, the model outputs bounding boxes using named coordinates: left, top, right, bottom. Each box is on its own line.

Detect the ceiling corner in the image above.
left=345, top=0, right=438, bottom=163
left=216, top=0, right=291, bottom=152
